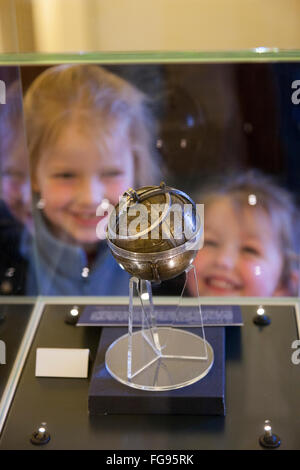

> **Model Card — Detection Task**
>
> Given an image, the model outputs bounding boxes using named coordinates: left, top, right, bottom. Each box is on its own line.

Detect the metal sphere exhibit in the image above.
left=106, top=182, right=203, bottom=282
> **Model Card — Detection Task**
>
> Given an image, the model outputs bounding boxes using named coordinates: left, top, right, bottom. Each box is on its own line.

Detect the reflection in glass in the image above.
left=1, top=62, right=299, bottom=297
left=0, top=73, right=33, bottom=295
left=23, top=64, right=161, bottom=295
left=188, top=170, right=300, bottom=297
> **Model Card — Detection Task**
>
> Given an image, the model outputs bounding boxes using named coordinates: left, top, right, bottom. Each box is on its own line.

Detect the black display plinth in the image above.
left=88, top=326, right=225, bottom=416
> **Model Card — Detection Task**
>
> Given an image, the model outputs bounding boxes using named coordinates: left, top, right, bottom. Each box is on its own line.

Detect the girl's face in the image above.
left=33, top=121, right=135, bottom=247
left=189, top=197, right=285, bottom=297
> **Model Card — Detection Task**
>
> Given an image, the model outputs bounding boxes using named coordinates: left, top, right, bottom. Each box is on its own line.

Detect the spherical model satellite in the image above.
left=105, top=183, right=213, bottom=393
left=106, top=182, right=203, bottom=282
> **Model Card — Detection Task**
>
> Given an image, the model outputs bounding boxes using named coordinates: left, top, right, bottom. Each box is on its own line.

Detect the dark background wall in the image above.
left=15, top=62, right=300, bottom=202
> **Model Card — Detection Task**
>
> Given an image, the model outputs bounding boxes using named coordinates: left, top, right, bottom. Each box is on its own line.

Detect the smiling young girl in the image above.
left=188, top=171, right=299, bottom=297
left=24, top=64, right=160, bottom=295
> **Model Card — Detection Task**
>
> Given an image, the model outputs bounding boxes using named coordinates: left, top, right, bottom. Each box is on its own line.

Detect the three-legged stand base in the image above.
left=105, top=327, right=214, bottom=391
left=105, top=266, right=214, bottom=391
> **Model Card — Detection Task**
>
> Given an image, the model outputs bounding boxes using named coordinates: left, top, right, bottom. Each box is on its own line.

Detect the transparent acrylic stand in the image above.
left=105, top=265, right=214, bottom=391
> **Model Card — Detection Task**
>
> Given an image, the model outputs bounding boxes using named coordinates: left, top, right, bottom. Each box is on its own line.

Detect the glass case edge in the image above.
left=1, top=49, right=300, bottom=65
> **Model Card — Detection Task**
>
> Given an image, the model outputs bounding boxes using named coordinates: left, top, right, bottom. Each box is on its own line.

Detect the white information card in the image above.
left=35, top=348, right=89, bottom=378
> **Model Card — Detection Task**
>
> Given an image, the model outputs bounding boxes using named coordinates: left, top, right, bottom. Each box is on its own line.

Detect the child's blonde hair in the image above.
left=24, top=64, right=161, bottom=188
left=193, top=170, right=299, bottom=295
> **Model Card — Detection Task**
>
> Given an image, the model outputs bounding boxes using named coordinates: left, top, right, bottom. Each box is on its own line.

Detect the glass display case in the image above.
left=1, top=53, right=300, bottom=298
left=0, top=0, right=299, bottom=450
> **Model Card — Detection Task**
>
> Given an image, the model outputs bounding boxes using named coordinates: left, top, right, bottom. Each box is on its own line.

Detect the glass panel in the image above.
left=1, top=54, right=300, bottom=298
left=0, top=66, right=37, bottom=296
left=9, top=61, right=297, bottom=298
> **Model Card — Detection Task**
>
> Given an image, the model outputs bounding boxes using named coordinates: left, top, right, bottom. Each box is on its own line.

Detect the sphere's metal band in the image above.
left=109, top=192, right=172, bottom=241
left=107, top=215, right=203, bottom=262
left=107, top=184, right=197, bottom=241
